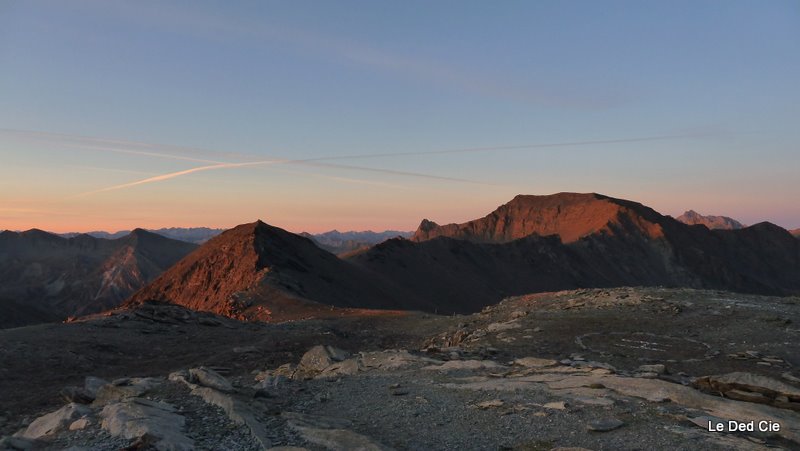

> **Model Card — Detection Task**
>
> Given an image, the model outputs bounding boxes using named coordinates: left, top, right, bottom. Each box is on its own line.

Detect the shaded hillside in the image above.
left=301, top=230, right=412, bottom=255
left=792, top=228, right=800, bottom=238
left=0, top=229, right=196, bottom=328
left=350, top=193, right=800, bottom=313
left=676, top=210, right=745, bottom=230
left=125, top=221, right=413, bottom=321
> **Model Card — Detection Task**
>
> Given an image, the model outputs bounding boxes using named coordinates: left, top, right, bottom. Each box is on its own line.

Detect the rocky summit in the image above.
left=1, top=287, right=799, bottom=450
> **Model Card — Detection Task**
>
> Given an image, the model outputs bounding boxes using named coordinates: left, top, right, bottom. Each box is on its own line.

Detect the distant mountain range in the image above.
left=299, top=230, right=412, bottom=255
left=58, top=227, right=225, bottom=244
left=125, top=193, right=800, bottom=322
left=0, top=229, right=196, bottom=328
left=676, top=210, right=745, bottom=230
left=55, top=228, right=411, bottom=251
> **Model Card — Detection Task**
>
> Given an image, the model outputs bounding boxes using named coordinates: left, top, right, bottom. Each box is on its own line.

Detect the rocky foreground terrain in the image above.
left=1, top=287, right=799, bottom=450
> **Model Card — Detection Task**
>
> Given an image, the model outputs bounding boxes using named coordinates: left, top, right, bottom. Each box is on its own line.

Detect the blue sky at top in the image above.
left=0, top=0, right=798, bottom=232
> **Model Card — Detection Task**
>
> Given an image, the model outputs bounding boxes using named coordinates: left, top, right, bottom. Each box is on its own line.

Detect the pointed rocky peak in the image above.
left=412, top=192, right=665, bottom=244
left=676, top=210, right=744, bottom=230
left=415, top=219, right=439, bottom=234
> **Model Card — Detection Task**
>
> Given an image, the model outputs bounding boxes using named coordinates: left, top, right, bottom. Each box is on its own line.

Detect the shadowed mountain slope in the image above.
left=0, top=229, right=197, bottom=328
left=676, top=210, right=745, bottom=230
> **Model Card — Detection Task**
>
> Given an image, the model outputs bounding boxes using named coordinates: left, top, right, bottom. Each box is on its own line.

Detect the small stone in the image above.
left=510, top=310, right=528, bottom=319
left=68, top=417, right=91, bottom=431
left=587, top=418, right=624, bottom=432
left=473, top=399, right=504, bottom=409
left=513, top=357, right=558, bottom=368
left=543, top=401, right=567, bottom=410
left=637, top=364, right=666, bottom=375
left=635, top=372, right=659, bottom=379
left=762, top=358, right=784, bottom=364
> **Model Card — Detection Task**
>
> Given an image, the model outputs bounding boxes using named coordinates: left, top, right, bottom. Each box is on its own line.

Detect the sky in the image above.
left=1, top=0, right=798, bottom=233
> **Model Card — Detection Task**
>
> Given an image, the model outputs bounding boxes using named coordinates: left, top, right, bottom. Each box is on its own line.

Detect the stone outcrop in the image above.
left=693, top=372, right=800, bottom=411
left=100, top=399, right=193, bottom=451
left=14, top=403, right=91, bottom=439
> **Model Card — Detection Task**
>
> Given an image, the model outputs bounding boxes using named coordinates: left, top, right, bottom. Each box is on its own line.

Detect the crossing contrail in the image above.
left=3, top=128, right=710, bottom=196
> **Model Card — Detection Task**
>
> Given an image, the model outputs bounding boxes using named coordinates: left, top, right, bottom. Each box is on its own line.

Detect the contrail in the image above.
left=0, top=129, right=229, bottom=164
left=72, top=160, right=283, bottom=198
left=302, top=133, right=711, bottom=162
left=73, top=159, right=487, bottom=198
left=298, top=161, right=491, bottom=185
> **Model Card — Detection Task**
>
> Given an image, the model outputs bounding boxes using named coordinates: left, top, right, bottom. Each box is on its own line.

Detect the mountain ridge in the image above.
left=124, top=193, right=800, bottom=320
left=0, top=229, right=197, bottom=328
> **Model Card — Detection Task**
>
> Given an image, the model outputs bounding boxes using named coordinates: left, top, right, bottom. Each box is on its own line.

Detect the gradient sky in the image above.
left=1, top=0, right=798, bottom=233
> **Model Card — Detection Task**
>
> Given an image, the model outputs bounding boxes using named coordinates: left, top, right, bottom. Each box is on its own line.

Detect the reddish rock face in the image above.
left=412, top=193, right=665, bottom=244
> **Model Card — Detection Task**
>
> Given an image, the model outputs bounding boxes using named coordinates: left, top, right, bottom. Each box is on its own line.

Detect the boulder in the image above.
left=299, top=346, right=350, bottom=373
left=92, top=378, right=161, bottom=406
left=101, top=400, right=193, bottom=451
left=15, top=403, right=91, bottom=439
left=191, top=387, right=271, bottom=449
left=189, top=367, right=234, bottom=393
